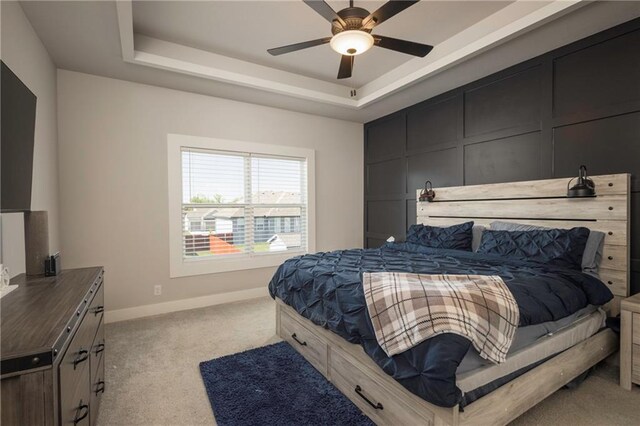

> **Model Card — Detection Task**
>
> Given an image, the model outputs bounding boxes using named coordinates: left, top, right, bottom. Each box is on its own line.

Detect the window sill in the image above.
left=170, top=250, right=306, bottom=278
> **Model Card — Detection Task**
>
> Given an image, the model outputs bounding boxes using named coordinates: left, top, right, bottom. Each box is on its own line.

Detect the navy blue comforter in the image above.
left=268, top=243, right=612, bottom=407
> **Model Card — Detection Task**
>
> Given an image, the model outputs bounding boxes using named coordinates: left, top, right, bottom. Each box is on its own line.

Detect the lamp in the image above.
left=567, top=165, right=596, bottom=197
left=330, top=30, right=374, bottom=56
left=419, top=181, right=436, bottom=202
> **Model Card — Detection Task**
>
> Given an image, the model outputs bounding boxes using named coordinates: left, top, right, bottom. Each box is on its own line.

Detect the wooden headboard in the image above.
left=416, top=173, right=631, bottom=312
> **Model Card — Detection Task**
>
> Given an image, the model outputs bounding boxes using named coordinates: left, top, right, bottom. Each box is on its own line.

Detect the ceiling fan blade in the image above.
left=337, top=55, right=353, bottom=79
left=362, top=1, right=420, bottom=29
left=303, top=0, right=346, bottom=28
left=374, top=35, right=433, bottom=57
left=268, top=37, right=332, bottom=56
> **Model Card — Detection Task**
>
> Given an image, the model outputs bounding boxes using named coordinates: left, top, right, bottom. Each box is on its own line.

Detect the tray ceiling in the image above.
left=18, top=1, right=640, bottom=122
left=131, top=1, right=512, bottom=87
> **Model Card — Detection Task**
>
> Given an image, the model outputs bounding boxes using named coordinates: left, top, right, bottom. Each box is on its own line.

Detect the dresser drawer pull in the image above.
left=95, top=380, right=106, bottom=395
left=73, top=402, right=89, bottom=424
left=73, top=349, right=89, bottom=369
left=95, top=343, right=104, bottom=355
left=94, top=343, right=105, bottom=355
left=355, top=385, right=384, bottom=410
left=93, top=306, right=104, bottom=316
left=291, top=333, right=307, bottom=346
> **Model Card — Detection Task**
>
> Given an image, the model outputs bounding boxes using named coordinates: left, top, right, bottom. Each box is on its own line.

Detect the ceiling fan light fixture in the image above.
left=330, top=30, right=374, bottom=56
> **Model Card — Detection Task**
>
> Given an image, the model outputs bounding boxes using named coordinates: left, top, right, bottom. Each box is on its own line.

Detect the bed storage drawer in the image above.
left=329, top=350, right=432, bottom=426
left=280, top=310, right=328, bottom=374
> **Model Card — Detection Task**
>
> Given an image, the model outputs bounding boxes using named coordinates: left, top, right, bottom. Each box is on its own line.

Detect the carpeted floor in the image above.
left=97, top=296, right=639, bottom=426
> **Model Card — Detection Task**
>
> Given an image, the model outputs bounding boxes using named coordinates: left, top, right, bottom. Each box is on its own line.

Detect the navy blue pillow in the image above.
left=406, top=221, right=474, bottom=251
left=477, top=227, right=590, bottom=270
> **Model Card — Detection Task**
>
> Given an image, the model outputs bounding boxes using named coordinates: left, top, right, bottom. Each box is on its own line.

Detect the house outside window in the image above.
left=168, top=134, right=316, bottom=277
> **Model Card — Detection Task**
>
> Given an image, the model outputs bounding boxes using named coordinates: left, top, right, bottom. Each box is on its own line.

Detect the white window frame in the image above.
left=168, top=134, right=316, bottom=278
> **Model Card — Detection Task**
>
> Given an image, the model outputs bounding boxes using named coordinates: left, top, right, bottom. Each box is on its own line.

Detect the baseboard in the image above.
left=104, top=286, right=270, bottom=323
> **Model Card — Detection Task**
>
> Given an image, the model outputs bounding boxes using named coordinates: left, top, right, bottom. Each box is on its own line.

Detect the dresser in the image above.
left=1, top=267, right=105, bottom=425
left=620, top=291, right=640, bottom=390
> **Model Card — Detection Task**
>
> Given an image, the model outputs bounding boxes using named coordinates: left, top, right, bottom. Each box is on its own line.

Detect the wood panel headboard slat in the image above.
left=416, top=173, right=631, bottom=302
left=422, top=174, right=627, bottom=201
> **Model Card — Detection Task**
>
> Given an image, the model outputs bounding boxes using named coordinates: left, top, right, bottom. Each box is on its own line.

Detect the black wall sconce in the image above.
left=419, top=181, right=436, bottom=202
left=567, top=165, right=596, bottom=197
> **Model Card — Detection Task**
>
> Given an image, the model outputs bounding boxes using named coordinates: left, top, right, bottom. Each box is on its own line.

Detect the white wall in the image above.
left=57, top=70, right=363, bottom=313
left=0, top=1, right=60, bottom=278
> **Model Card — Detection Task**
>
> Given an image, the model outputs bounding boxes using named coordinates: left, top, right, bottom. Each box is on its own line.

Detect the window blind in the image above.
left=181, top=147, right=307, bottom=259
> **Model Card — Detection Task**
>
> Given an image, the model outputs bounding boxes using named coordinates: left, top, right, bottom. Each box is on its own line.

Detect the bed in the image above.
left=269, top=173, right=630, bottom=425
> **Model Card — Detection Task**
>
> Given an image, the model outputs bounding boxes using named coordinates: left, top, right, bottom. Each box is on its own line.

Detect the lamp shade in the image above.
left=567, top=165, right=596, bottom=197
left=419, top=180, right=436, bottom=202
left=330, top=30, right=374, bottom=56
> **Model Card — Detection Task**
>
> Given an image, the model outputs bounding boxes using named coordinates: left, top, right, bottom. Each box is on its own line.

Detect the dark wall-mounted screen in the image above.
left=1, top=61, right=37, bottom=212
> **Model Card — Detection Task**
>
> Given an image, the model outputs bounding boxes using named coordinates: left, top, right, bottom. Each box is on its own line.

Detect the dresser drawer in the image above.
left=59, top=321, right=95, bottom=402
left=330, top=350, right=432, bottom=426
left=60, top=359, right=91, bottom=426
left=87, top=283, right=104, bottom=326
left=91, top=321, right=105, bottom=378
left=633, top=313, right=640, bottom=344
left=59, top=284, right=103, bottom=413
left=90, top=355, right=105, bottom=426
left=280, top=310, right=328, bottom=374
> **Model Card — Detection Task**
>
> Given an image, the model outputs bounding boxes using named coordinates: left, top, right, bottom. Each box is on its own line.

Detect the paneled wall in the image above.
left=364, top=18, right=640, bottom=294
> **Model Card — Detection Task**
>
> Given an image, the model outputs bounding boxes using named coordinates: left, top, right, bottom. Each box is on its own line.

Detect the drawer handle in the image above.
left=291, top=333, right=307, bottom=346
left=355, top=385, right=383, bottom=410
left=73, top=349, right=89, bottom=370
left=94, top=343, right=105, bottom=355
left=95, top=380, right=106, bottom=395
left=94, top=306, right=104, bottom=316
left=73, top=401, right=89, bottom=424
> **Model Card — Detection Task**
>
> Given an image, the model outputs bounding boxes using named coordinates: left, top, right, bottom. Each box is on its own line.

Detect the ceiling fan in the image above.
left=267, top=0, right=433, bottom=80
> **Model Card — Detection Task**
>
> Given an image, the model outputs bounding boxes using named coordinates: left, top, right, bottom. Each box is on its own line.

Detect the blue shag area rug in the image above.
left=199, top=342, right=374, bottom=426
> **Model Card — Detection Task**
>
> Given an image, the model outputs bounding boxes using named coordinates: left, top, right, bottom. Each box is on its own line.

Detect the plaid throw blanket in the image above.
left=363, top=272, right=519, bottom=364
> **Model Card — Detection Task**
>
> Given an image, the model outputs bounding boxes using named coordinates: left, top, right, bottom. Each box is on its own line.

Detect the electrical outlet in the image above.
left=154, top=285, right=162, bottom=296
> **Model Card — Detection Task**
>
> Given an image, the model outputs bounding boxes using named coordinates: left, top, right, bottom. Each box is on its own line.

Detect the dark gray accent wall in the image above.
left=364, top=18, right=640, bottom=294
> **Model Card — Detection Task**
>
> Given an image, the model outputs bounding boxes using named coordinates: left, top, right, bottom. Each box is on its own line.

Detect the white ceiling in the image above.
left=18, top=1, right=640, bottom=123
left=132, top=1, right=511, bottom=87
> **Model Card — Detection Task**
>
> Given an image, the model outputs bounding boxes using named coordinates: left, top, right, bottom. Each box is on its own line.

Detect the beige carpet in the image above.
left=97, top=297, right=639, bottom=425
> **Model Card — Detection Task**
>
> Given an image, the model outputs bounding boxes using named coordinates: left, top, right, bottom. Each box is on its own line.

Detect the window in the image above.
left=181, top=148, right=308, bottom=256
left=168, top=135, right=315, bottom=277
